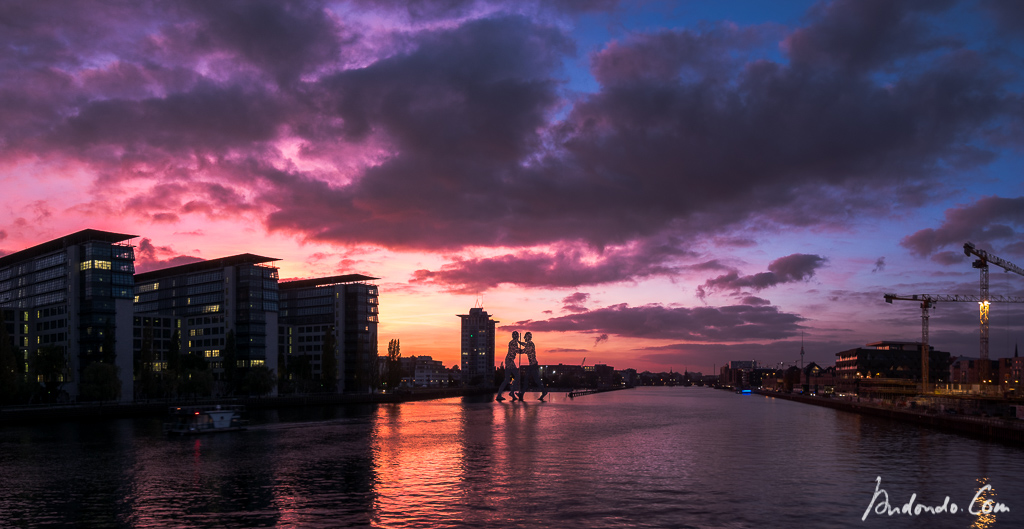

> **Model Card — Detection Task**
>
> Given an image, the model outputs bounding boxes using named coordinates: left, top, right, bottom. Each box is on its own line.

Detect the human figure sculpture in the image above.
left=496, top=331, right=521, bottom=401
left=517, top=332, right=547, bottom=401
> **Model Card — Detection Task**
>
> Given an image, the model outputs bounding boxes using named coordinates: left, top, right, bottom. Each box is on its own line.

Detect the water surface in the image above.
left=1, top=388, right=1021, bottom=528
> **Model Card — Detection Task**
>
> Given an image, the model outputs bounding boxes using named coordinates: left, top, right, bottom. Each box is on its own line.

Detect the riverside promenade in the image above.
left=0, top=387, right=494, bottom=426
left=754, top=389, right=1024, bottom=445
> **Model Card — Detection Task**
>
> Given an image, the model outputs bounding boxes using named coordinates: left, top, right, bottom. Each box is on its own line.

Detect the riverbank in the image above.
left=754, top=389, right=1024, bottom=445
left=567, top=385, right=634, bottom=398
left=0, top=387, right=494, bottom=426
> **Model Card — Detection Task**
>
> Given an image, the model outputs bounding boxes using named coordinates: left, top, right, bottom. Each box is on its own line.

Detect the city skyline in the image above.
left=1, top=0, right=1023, bottom=372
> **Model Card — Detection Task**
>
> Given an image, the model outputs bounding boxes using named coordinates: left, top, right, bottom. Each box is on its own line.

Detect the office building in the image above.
left=133, top=254, right=280, bottom=392
left=0, top=229, right=136, bottom=402
left=458, top=307, right=495, bottom=386
left=835, top=341, right=951, bottom=381
left=278, top=275, right=379, bottom=393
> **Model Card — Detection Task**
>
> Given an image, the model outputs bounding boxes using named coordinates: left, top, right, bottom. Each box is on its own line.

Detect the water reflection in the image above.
left=2, top=389, right=1024, bottom=528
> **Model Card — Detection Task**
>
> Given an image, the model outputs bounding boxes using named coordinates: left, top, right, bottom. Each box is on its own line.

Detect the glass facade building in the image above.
left=278, top=274, right=379, bottom=394
left=459, top=307, right=496, bottom=386
left=133, top=254, right=280, bottom=390
left=0, top=229, right=136, bottom=402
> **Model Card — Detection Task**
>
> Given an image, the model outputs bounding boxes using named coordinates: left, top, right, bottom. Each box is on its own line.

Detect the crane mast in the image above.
left=884, top=293, right=1024, bottom=393
left=963, top=242, right=1024, bottom=386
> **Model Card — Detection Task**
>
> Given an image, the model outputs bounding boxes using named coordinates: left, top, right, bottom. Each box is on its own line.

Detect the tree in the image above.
left=162, top=329, right=182, bottom=398
left=321, top=326, right=338, bottom=393
left=166, top=329, right=181, bottom=373
left=136, top=322, right=161, bottom=400
left=0, top=322, right=20, bottom=404
left=244, top=365, right=275, bottom=397
left=386, top=339, right=402, bottom=391
left=32, top=345, right=69, bottom=402
left=79, top=362, right=121, bottom=402
left=287, top=354, right=314, bottom=394
left=222, top=330, right=238, bottom=394
left=277, top=340, right=288, bottom=394
left=101, top=321, right=116, bottom=365
left=179, top=368, right=214, bottom=401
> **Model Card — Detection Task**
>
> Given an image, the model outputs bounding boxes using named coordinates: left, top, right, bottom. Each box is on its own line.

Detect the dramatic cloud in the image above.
left=1, top=0, right=1018, bottom=256
left=134, top=238, right=203, bottom=273
left=982, top=0, right=1024, bottom=35
left=562, top=292, right=591, bottom=313
left=593, top=333, right=609, bottom=346
left=783, top=0, right=957, bottom=72
left=410, top=239, right=691, bottom=292
left=697, top=254, right=828, bottom=299
left=901, top=196, right=1024, bottom=258
left=505, top=303, right=804, bottom=341
left=2, top=0, right=1023, bottom=371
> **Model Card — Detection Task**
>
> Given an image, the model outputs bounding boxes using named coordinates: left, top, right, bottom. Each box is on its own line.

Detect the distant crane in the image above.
left=884, top=293, right=1024, bottom=390
left=964, top=242, right=1024, bottom=383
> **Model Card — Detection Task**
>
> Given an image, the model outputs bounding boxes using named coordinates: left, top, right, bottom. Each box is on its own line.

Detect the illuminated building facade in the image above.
left=133, top=254, right=280, bottom=390
left=459, top=307, right=495, bottom=386
left=0, top=229, right=136, bottom=402
left=278, top=275, right=379, bottom=394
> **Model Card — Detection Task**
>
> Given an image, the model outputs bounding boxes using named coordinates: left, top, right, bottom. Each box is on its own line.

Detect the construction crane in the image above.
left=963, top=242, right=1024, bottom=384
left=884, top=293, right=1024, bottom=391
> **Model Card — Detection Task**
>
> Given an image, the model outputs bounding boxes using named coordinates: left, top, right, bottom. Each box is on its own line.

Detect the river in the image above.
left=1, top=387, right=1022, bottom=528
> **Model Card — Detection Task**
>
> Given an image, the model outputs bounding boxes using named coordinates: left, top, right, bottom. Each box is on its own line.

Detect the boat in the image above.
left=164, top=404, right=247, bottom=436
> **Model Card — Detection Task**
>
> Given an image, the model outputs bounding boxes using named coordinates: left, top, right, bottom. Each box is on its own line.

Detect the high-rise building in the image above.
left=278, top=274, right=379, bottom=394
left=458, top=307, right=495, bottom=386
left=0, top=229, right=137, bottom=402
left=133, top=254, right=280, bottom=392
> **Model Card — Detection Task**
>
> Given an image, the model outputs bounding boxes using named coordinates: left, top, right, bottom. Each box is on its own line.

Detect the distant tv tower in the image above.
left=474, top=294, right=484, bottom=308
left=800, top=331, right=806, bottom=369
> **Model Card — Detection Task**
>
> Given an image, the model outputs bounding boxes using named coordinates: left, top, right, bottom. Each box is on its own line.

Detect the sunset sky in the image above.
left=2, top=0, right=1023, bottom=373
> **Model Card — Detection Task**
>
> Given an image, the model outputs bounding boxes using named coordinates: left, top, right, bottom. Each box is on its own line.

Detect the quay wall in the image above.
left=754, top=390, right=1024, bottom=446
left=0, top=387, right=493, bottom=426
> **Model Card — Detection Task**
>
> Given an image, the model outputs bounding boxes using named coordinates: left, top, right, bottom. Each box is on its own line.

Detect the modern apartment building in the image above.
left=458, top=307, right=496, bottom=386
left=0, top=229, right=136, bottom=402
left=278, top=274, right=379, bottom=394
left=133, top=254, right=280, bottom=392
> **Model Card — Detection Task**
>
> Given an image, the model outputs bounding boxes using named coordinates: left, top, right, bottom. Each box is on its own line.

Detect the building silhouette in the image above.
left=133, top=254, right=281, bottom=392
left=0, top=229, right=137, bottom=402
left=278, top=274, right=379, bottom=393
left=458, top=307, right=495, bottom=386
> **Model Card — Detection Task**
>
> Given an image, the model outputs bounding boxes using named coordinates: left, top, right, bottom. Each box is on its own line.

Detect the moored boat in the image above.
left=164, top=405, right=247, bottom=436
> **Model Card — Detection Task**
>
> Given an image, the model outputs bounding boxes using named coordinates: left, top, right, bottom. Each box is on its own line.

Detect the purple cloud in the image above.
left=901, top=196, right=1024, bottom=258
left=0, top=0, right=1019, bottom=258
left=410, top=239, right=691, bottom=292
left=503, top=302, right=804, bottom=341
left=697, top=254, right=828, bottom=299
left=134, top=238, right=204, bottom=273
left=783, top=0, right=958, bottom=72
left=562, top=292, right=591, bottom=313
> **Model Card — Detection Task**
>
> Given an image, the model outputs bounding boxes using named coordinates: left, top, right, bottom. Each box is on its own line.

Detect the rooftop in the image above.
left=279, top=274, right=379, bottom=290
left=0, top=229, right=136, bottom=268
left=135, top=253, right=279, bottom=282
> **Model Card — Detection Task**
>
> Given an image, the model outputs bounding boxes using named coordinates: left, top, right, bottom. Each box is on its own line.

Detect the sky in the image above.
left=2, top=0, right=1024, bottom=374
